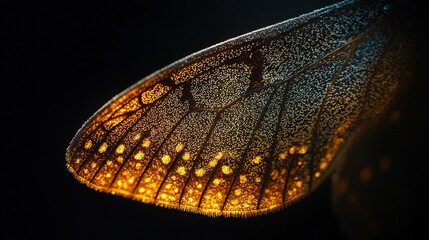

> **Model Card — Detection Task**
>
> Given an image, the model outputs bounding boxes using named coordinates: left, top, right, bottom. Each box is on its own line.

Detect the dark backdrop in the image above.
left=4, top=1, right=427, bottom=239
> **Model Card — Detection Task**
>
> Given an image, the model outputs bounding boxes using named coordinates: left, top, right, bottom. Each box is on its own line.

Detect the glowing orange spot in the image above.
left=98, top=142, right=108, bottom=153
left=239, top=175, right=247, bottom=184
left=252, top=155, right=262, bottom=164
left=319, top=162, right=328, bottom=170
left=116, top=144, right=125, bottom=154
left=133, top=133, right=141, bottom=141
left=195, top=168, right=205, bottom=177
left=84, top=140, right=92, bottom=149
left=278, top=152, right=287, bottom=160
left=298, top=146, right=308, bottom=154
left=315, top=172, right=321, bottom=178
left=234, top=189, right=242, bottom=196
left=175, top=143, right=185, bottom=152
left=134, top=151, right=145, bottom=160
left=182, top=152, right=191, bottom=161
left=213, top=178, right=221, bottom=185
left=289, top=146, right=297, bottom=155
left=142, top=138, right=151, bottom=148
left=208, top=159, right=218, bottom=167
left=222, top=165, right=233, bottom=175
left=162, top=154, right=171, bottom=165
left=176, top=166, right=186, bottom=175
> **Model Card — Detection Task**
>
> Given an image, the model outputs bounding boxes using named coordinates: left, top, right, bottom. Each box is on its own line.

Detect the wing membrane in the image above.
left=66, top=0, right=414, bottom=216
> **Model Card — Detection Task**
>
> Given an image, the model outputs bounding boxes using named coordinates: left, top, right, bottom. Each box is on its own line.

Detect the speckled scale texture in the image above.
left=66, top=0, right=416, bottom=217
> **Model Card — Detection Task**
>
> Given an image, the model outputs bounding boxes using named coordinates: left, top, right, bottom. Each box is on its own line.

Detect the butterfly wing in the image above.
left=66, top=0, right=411, bottom=217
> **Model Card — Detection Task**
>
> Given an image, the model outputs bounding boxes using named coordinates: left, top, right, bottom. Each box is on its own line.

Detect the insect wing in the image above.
left=66, top=0, right=410, bottom=217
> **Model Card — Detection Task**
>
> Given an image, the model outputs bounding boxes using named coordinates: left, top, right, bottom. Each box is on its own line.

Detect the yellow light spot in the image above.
left=91, top=162, right=97, bottom=168
left=106, top=173, right=111, bottom=178
left=128, top=178, right=134, bottom=184
left=98, top=142, right=108, bottom=153
left=208, top=159, right=218, bottom=167
left=295, top=181, right=303, bottom=188
left=326, top=153, right=334, bottom=162
left=74, top=158, right=81, bottom=164
left=359, top=167, right=372, bottom=183
left=161, top=193, right=167, bottom=199
left=270, top=170, right=278, bottom=180
left=133, top=133, right=141, bottom=141
left=234, top=189, right=242, bottom=196
left=315, top=172, right=321, bottom=178
left=297, top=161, right=303, bottom=166
left=231, top=199, right=238, bottom=205
left=214, top=151, right=225, bottom=160
left=173, top=187, right=179, bottom=193
left=222, top=165, right=233, bottom=175
left=146, top=190, right=152, bottom=195
left=165, top=184, right=172, bottom=189
left=84, top=140, right=93, bottom=149
left=117, top=180, right=122, bottom=186
left=138, top=188, right=144, bottom=193
left=134, top=151, right=145, bottom=160
left=278, top=152, right=287, bottom=160
left=176, top=166, right=186, bottom=176
left=217, top=192, right=222, bottom=199
left=175, top=143, right=185, bottom=152
left=255, top=176, right=261, bottom=183
left=298, top=146, right=308, bottom=154
left=195, top=168, right=205, bottom=177
left=116, top=144, right=125, bottom=154
left=162, top=154, right=171, bottom=165
left=197, top=183, right=202, bottom=189
left=252, top=155, right=262, bottom=164
left=188, top=189, right=193, bottom=194
left=320, top=162, right=328, bottom=170
left=135, top=162, right=142, bottom=169
left=213, top=178, right=221, bottom=185
left=239, top=175, right=247, bottom=184
left=289, top=146, right=297, bottom=155
left=171, top=176, right=177, bottom=181
left=182, top=152, right=191, bottom=161
left=142, top=138, right=151, bottom=148
left=117, top=156, right=124, bottom=163
left=144, top=177, right=151, bottom=183
left=106, top=160, right=113, bottom=166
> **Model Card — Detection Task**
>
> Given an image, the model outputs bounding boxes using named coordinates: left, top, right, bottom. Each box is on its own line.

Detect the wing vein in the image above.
left=220, top=88, right=277, bottom=211
left=129, top=111, right=191, bottom=194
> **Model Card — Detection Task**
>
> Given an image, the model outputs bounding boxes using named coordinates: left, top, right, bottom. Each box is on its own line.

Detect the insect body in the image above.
left=66, top=0, right=415, bottom=217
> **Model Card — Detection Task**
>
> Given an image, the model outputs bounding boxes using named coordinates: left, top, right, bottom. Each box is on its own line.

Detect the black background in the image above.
left=5, top=1, right=428, bottom=239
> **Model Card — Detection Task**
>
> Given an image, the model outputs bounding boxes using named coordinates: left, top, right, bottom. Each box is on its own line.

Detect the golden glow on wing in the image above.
left=195, top=168, right=205, bottom=177
left=175, top=143, right=185, bottom=152
left=98, top=142, right=108, bottom=153
left=182, top=152, right=191, bottom=161
left=142, top=138, right=151, bottom=148
left=221, top=165, right=233, bottom=175
left=161, top=154, right=171, bottom=165
left=84, top=140, right=93, bottom=150
left=65, top=0, right=413, bottom=218
left=116, top=144, right=125, bottom=154
left=134, top=151, right=145, bottom=160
